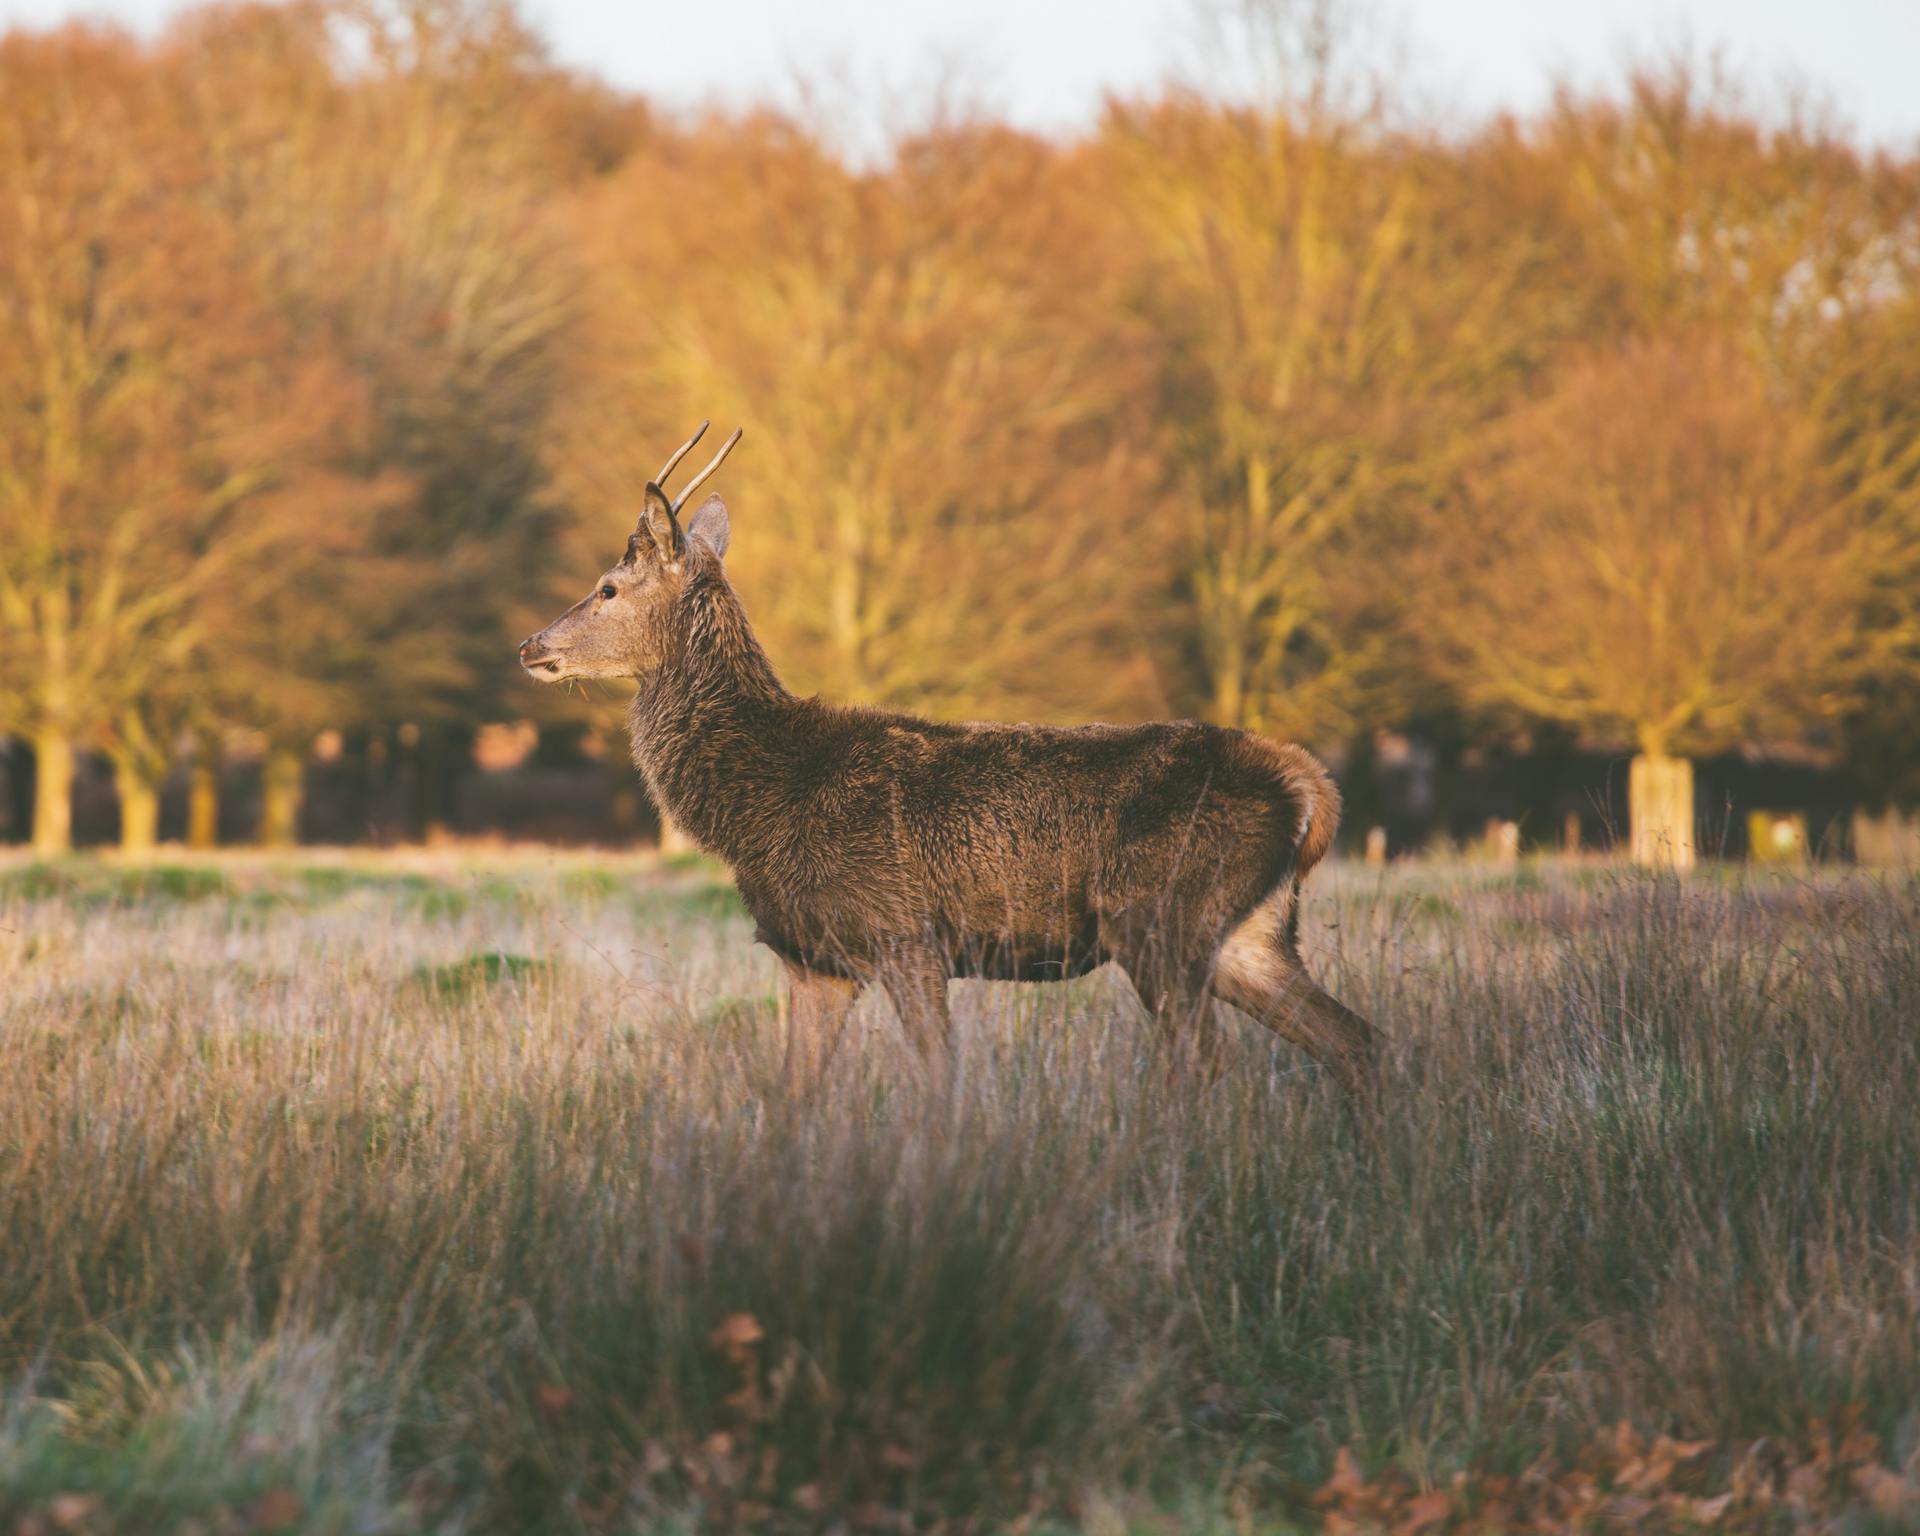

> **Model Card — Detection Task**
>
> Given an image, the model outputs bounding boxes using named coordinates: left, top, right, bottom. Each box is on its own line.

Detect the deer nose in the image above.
left=518, top=636, right=544, bottom=662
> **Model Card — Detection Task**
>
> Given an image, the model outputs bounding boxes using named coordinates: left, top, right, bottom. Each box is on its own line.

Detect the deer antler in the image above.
left=655, top=421, right=710, bottom=488
left=671, top=427, right=743, bottom=513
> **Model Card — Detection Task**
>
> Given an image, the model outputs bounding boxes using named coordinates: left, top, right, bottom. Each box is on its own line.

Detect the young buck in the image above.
left=519, top=424, right=1378, bottom=1099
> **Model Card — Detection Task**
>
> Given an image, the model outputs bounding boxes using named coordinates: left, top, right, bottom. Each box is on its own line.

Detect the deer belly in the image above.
left=942, top=912, right=1105, bottom=981
left=739, top=843, right=1109, bottom=983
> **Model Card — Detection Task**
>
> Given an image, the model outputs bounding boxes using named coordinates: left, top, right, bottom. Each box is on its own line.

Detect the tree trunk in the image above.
left=114, top=758, right=160, bottom=855
left=188, top=745, right=220, bottom=850
left=259, top=744, right=306, bottom=849
left=1210, top=661, right=1246, bottom=731
left=829, top=489, right=866, bottom=699
left=32, top=726, right=73, bottom=856
left=1629, top=752, right=1694, bottom=871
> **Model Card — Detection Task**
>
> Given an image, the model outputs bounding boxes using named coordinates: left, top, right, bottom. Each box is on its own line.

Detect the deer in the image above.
left=518, top=423, right=1378, bottom=1101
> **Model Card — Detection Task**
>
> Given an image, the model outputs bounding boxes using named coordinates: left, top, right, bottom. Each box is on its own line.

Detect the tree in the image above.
left=1814, top=290, right=1920, bottom=811
left=1102, top=93, right=1541, bottom=745
left=1532, top=63, right=1894, bottom=354
left=1433, top=64, right=1920, bottom=859
left=549, top=117, right=1163, bottom=725
left=165, top=0, right=575, bottom=840
left=0, top=26, right=374, bottom=853
left=1415, top=333, right=1884, bottom=866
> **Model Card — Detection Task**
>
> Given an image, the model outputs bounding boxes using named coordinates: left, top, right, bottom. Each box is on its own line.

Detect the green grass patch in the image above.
left=294, top=866, right=475, bottom=919
left=0, top=862, right=229, bottom=909
left=559, top=866, right=623, bottom=903
left=0, top=863, right=68, bottom=903
left=661, top=848, right=724, bottom=875
left=631, top=878, right=747, bottom=924
left=405, top=949, right=551, bottom=1000
left=693, top=990, right=780, bottom=1034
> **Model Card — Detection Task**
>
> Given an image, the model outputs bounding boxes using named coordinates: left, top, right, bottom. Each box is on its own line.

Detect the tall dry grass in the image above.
left=0, top=852, right=1916, bottom=1531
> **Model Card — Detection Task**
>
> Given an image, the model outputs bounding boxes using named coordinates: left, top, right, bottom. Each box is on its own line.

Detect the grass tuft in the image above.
left=406, top=949, right=552, bottom=999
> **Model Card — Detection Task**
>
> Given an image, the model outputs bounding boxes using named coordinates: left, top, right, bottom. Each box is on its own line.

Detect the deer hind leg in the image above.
left=780, top=961, right=859, bottom=1094
left=1103, top=910, right=1224, bottom=1078
left=1133, top=961, right=1225, bottom=1080
left=1211, top=894, right=1378, bottom=1105
left=876, top=945, right=954, bottom=1066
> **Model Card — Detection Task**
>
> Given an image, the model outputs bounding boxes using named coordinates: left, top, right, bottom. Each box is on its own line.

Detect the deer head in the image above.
left=518, top=422, right=741, bottom=683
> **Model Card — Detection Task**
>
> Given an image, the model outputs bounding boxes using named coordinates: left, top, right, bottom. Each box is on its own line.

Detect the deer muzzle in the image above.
left=518, top=635, right=563, bottom=676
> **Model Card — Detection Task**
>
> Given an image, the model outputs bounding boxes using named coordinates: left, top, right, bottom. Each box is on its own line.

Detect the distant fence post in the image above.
left=1852, top=807, right=1920, bottom=868
left=1490, top=818, right=1520, bottom=868
left=1747, top=810, right=1807, bottom=864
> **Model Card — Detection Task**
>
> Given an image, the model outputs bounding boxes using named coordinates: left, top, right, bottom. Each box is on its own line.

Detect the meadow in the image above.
left=0, top=849, right=1916, bottom=1533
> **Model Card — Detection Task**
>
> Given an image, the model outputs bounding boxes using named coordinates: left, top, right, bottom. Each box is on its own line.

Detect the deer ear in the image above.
left=636, top=482, right=682, bottom=560
left=686, top=493, right=730, bottom=560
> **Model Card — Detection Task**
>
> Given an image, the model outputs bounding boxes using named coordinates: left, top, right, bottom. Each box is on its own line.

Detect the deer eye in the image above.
left=599, top=585, right=617, bottom=601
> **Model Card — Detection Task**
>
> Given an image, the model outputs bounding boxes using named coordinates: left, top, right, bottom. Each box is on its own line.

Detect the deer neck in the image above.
left=627, top=564, right=788, bottom=858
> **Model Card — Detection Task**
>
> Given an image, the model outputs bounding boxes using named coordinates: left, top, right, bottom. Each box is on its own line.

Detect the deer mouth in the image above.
left=517, top=643, right=570, bottom=680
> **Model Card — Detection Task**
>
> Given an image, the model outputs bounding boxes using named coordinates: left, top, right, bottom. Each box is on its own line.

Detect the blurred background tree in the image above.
left=1818, top=289, right=1920, bottom=812
left=0, top=3, right=1916, bottom=861
left=0, top=26, right=376, bottom=853
left=1414, top=334, right=1887, bottom=866
left=549, top=115, right=1163, bottom=724
left=168, top=0, right=576, bottom=841
left=1105, top=93, right=1545, bottom=742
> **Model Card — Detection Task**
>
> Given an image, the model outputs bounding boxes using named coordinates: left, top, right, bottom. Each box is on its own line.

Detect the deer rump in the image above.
left=721, top=711, right=1339, bottom=986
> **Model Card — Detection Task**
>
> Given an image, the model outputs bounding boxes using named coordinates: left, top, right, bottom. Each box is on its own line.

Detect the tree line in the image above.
left=3, top=0, right=1917, bottom=860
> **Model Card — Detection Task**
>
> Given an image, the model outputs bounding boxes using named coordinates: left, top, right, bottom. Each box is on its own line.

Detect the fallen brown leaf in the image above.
left=46, top=1495, right=99, bottom=1533
left=791, top=1482, right=825, bottom=1514
left=1316, top=1447, right=1369, bottom=1509
left=710, top=1313, right=764, bottom=1353
left=244, top=1488, right=302, bottom=1532
left=1603, top=1493, right=1657, bottom=1525
left=1785, top=1459, right=1827, bottom=1508
left=1395, top=1488, right=1451, bottom=1534
left=1853, top=1463, right=1915, bottom=1515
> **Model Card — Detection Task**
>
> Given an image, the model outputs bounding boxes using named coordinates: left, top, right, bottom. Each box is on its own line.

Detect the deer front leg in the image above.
left=780, top=961, right=858, bottom=1093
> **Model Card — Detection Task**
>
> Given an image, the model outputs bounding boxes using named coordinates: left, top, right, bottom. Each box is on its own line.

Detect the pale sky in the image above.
left=5, top=0, right=1917, bottom=150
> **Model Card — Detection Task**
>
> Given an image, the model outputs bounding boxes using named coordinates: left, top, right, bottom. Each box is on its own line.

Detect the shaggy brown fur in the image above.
left=520, top=436, right=1377, bottom=1098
